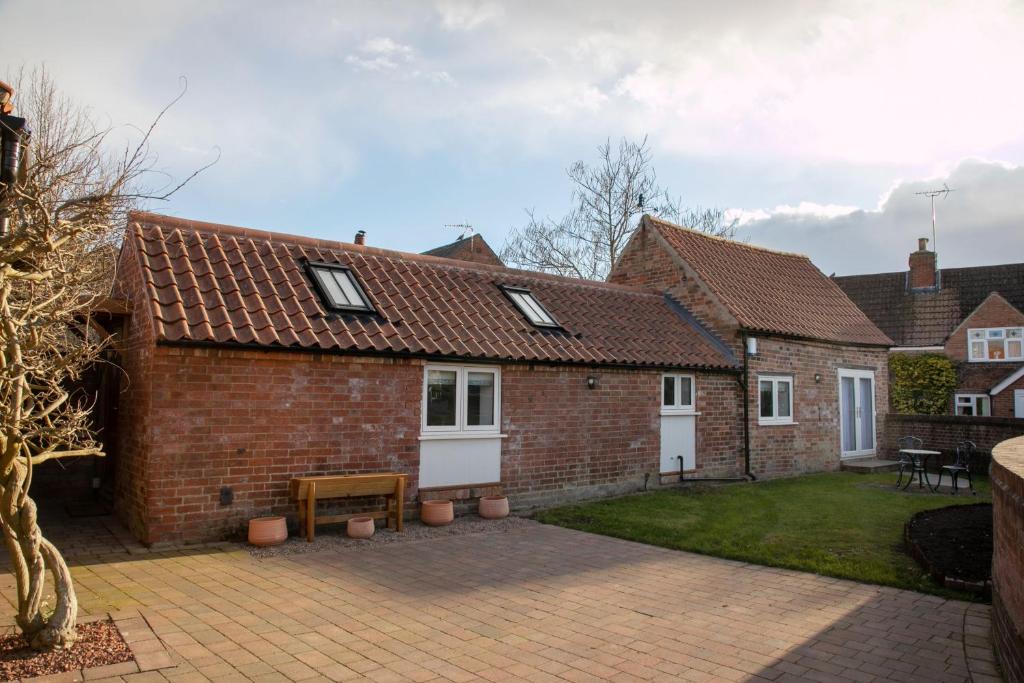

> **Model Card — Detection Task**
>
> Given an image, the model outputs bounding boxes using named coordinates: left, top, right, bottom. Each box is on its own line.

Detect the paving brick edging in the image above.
left=19, top=609, right=174, bottom=683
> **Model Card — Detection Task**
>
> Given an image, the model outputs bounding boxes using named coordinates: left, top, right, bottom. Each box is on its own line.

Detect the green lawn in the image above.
left=535, top=472, right=991, bottom=599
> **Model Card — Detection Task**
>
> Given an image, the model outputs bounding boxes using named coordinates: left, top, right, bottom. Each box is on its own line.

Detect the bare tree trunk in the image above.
left=1, top=458, right=78, bottom=648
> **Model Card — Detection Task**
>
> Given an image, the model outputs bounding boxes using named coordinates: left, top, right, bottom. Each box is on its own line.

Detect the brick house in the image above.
left=111, top=212, right=747, bottom=544
left=609, top=216, right=893, bottom=476
left=421, top=233, right=504, bottom=266
left=835, top=238, right=1024, bottom=418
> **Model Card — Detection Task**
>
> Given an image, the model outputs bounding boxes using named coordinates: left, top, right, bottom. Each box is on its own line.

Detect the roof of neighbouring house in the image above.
left=834, top=262, right=1024, bottom=347
left=644, top=216, right=893, bottom=346
left=123, top=212, right=739, bottom=370
left=422, top=234, right=504, bottom=266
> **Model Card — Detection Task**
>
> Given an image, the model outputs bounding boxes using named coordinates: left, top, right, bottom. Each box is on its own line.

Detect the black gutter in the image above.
left=154, top=337, right=743, bottom=375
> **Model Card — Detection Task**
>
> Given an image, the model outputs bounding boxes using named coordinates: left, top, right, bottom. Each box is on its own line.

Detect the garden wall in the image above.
left=991, top=436, right=1024, bottom=683
left=885, top=414, right=1024, bottom=468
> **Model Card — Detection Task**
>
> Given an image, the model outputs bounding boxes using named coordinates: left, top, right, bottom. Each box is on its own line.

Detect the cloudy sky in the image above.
left=3, top=0, right=1023, bottom=275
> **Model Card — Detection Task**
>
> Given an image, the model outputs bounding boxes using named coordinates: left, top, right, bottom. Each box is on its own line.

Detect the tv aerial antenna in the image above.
left=914, top=184, right=954, bottom=258
left=444, top=222, right=474, bottom=240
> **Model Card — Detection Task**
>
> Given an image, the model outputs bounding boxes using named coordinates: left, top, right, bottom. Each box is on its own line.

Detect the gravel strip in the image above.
left=248, top=515, right=538, bottom=558
left=0, top=618, right=132, bottom=681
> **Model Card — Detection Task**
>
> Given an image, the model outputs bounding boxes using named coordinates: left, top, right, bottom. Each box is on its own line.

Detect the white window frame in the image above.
left=954, top=393, right=991, bottom=417
left=967, top=327, right=1024, bottom=363
left=422, top=364, right=501, bottom=435
left=306, top=262, right=375, bottom=313
left=661, top=374, right=697, bottom=415
left=758, top=375, right=794, bottom=425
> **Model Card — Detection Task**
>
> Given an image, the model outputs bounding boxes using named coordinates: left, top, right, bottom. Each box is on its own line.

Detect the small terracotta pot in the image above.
left=421, top=499, right=454, bottom=526
left=347, top=516, right=375, bottom=539
left=479, top=495, right=509, bottom=519
left=248, top=516, right=287, bottom=547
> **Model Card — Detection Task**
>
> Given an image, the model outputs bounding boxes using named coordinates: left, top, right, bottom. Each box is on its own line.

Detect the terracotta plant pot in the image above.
left=479, top=495, right=509, bottom=519
left=347, top=516, right=375, bottom=539
left=421, top=499, right=454, bottom=526
left=248, top=516, right=287, bottom=546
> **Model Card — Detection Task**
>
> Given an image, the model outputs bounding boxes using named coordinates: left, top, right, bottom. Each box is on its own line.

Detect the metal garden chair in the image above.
left=895, top=436, right=922, bottom=489
left=935, top=440, right=977, bottom=495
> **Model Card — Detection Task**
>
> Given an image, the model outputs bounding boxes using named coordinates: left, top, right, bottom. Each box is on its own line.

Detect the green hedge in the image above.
left=889, top=353, right=957, bottom=415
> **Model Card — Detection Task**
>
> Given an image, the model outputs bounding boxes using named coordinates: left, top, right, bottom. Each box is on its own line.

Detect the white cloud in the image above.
left=345, top=37, right=415, bottom=71
left=733, top=159, right=1024, bottom=275
left=434, top=0, right=504, bottom=31
left=727, top=202, right=859, bottom=227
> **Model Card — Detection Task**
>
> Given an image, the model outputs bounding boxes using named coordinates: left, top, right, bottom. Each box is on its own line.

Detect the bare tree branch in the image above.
left=0, top=65, right=210, bottom=650
left=501, top=136, right=737, bottom=280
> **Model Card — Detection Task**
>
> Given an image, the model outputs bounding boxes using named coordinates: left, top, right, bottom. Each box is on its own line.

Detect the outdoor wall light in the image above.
left=814, top=373, right=822, bottom=383
left=587, top=375, right=598, bottom=390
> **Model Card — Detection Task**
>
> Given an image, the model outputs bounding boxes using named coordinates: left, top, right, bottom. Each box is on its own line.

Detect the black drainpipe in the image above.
left=741, top=332, right=756, bottom=480
left=677, top=336, right=755, bottom=484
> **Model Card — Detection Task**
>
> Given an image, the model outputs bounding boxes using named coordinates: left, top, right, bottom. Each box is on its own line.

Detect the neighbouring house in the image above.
left=608, top=215, right=893, bottom=476
left=111, top=212, right=745, bottom=544
left=421, top=233, right=504, bottom=266
left=835, top=238, right=1024, bottom=418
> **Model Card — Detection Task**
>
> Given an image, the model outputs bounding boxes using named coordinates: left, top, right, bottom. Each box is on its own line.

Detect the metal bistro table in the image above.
left=898, top=448, right=941, bottom=491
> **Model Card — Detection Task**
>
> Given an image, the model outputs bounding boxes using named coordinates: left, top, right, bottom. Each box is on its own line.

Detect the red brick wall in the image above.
left=991, top=436, right=1024, bottom=683
left=111, top=237, right=158, bottom=541
left=747, top=337, right=890, bottom=477
left=993, top=374, right=1024, bottom=417
left=117, top=340, right=742, bottom=543
left=885, top=414, right=1024, bottom=461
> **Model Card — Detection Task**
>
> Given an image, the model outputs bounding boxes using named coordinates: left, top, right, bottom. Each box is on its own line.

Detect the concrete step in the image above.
left=841, top=458, right=901, bottom=473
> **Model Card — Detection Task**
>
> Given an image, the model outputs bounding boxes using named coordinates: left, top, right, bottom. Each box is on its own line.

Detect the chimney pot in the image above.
left=908, top=237, right=937, bottom=289
left=354, top=230, right=366, bottom=246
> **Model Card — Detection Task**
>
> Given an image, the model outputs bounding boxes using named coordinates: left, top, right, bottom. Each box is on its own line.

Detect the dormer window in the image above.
left=501, top=286, right=559, bottom=328
left=307, top=262, right=374, bottom=313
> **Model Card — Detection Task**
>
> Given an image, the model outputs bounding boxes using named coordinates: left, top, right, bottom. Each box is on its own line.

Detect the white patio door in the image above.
left=1015, top=390, right=1024, bottom=418
left=839, top=369, right=876, bottom=458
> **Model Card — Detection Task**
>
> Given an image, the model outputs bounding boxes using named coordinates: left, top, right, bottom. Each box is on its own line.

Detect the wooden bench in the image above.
left=289, top=473, right=407, bottom=542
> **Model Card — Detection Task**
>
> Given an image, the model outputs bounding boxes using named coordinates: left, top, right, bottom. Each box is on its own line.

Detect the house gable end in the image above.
left=609, top=216, right=741, bottom=346
left=945, top=291, right=1024, bottom=360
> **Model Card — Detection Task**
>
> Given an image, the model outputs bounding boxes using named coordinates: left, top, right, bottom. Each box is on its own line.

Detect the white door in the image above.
left=839, top=369, right=876, bottom=458
left=1015, top=390, right=1024, bottom=418
left=660, top=415, right=696, bottom=473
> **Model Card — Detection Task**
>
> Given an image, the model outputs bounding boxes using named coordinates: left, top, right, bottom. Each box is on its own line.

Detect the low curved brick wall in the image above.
left=992, top=435, right=1024, bottom=682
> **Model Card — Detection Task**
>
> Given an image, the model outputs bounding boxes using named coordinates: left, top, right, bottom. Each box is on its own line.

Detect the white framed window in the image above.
left=662, top=374, right=696, bottom=413
left=968, top=327, right=1024, bottom=362
left=501, top=286, right=560, bottom=328
left=758, top=375, right=794, bottom=425
left=422, top=364, right=501, bottom=434
left=306, top=262, right=374, bottom=312
left=954, top=393, right=991, bottom=417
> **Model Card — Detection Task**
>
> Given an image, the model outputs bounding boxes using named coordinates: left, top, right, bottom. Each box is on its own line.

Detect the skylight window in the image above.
left=307, top=263, right=374, bottom=312
left=502, top=286, right=559, bottom=327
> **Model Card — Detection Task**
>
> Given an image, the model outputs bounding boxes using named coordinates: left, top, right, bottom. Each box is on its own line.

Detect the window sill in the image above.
left=758, top=420, right=797, bottom=426
left=418, top=432, right=507, bottom=441
left=660, top=410, right=701, bottom=417
left=969, top=359, right=1022, bottom=363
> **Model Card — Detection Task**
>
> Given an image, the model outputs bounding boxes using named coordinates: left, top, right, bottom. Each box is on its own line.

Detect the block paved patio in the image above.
left=0, top=517, right=999, bottom=682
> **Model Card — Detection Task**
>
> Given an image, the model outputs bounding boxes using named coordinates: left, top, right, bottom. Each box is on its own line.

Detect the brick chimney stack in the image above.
left=354, top=230, right=366, bottom=246
left=908, top=237, right=937, bottom=289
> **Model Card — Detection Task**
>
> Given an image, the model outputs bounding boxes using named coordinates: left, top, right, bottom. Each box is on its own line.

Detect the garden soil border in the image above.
left=904, top=503, right=993, bottom=597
